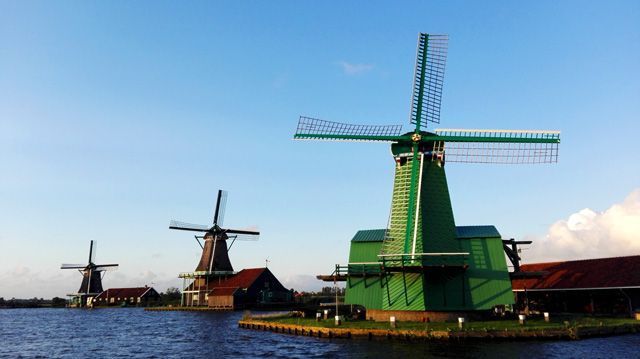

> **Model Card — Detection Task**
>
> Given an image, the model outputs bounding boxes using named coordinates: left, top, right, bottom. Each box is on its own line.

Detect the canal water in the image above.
left=1, top=308, right=639, bottom=358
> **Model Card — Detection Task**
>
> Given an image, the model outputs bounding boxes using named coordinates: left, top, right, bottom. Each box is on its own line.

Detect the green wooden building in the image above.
left=343, top=226, right=514, bottom=312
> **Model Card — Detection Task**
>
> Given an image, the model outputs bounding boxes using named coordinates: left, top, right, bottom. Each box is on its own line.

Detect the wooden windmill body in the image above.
left=60, top=240, right=119, bottom=308
left=170, top=190, right=260, bottom=306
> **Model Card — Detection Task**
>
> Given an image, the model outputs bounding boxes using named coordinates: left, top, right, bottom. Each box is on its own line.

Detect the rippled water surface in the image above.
left=1, top=308, right=639, bottom=358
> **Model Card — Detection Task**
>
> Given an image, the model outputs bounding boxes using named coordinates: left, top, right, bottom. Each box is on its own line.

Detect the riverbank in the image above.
left=238, top=315, right=640, bottom=341
left=145, top=306, right=227, bottom=312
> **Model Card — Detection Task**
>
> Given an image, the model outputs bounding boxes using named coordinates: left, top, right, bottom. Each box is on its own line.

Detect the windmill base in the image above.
left=366, top=309, right=483, bottom=322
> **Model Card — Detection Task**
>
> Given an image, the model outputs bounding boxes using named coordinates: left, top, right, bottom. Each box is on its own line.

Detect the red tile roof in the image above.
left=512, top=255, right=640, bottom=291
left=94, top=287, right=157, bottom=299
left=209, top=268, right=267, bottom=290
left=210, top=287, right=239, bottom=296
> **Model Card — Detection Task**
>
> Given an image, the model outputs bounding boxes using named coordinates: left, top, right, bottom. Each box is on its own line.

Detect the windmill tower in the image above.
left=60, top=240, right=119, bottom=308
left=170, top=190, right=260, bottom=306
left=294, top=33, right=560, bottom=314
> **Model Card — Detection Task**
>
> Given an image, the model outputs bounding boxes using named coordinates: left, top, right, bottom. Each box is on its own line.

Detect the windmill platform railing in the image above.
left=178, top=270, right=236, bottom=279
left=318, top=252, right=470, bottom=282
left=378, top=252, right=469, bottom=269
left=340, top=263, right=385, bottom=276
left=317, top=263, right=383, bottom=282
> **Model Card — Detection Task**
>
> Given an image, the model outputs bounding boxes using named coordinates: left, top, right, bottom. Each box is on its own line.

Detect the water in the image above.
left=1, top=308, right=639, bottom=358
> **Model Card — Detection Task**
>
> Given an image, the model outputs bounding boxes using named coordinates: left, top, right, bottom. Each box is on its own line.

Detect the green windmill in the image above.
left=294, top=33, right=560, bottom=316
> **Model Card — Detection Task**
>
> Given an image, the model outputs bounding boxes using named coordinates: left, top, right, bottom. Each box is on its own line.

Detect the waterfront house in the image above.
left=94, top=286, right=161, bottom=307
left=512, top=255, right=640, bottom=316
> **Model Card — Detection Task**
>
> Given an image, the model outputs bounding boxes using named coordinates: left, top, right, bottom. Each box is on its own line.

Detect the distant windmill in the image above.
left=169, top=190, right=260, bottom=306
left=170, top=190, right=260, bottom=273
left=60, top=240, right=119, bottom=307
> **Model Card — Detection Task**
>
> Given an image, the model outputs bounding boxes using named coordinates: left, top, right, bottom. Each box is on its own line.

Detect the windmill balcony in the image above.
left=332, top=252, right=469, bottom=278
left=378, top=252, right=469, bottom=270
left=178, top=270, right=235, bottom=279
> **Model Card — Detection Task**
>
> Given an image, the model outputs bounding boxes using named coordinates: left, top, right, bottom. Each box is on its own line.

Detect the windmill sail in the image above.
left=294, top=116, right=403, bottom=142
left=225, top=232, right=260, bottom=241
left=214, top=190, right=228, bottom=227
left=410, top=34, right=448, bottom=128
left=169, top=220, right=211, bottom=232
left=94, top=264, right=119, bottom=272
left=89, top=241, right=96, bottom=264
left=434, top=129, right=560, bottom=164
left=60, top=264, right=86, bottom=269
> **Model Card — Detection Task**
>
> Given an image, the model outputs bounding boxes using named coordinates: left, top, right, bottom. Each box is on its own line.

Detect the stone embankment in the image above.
left=238, top=319, right=640, bottom=341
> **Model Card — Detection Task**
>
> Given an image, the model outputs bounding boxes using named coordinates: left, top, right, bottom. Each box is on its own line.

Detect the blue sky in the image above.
left=1, top=1, right=638, bottom=298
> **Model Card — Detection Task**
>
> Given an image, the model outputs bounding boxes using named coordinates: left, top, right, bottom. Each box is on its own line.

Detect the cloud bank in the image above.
left=0, top=267, right=181, bottom=299
left=525, top=189, right=640, bottom=263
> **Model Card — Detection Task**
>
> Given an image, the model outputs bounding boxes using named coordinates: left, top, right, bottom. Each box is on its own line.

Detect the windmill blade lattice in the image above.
left=90, top=241, right=97, bottom=264
left=226, top=233, right=260, bottom=241
left=214, top=190, right=228, bottom=227
left=169, top=220, right=211, bottom=232
left=294, top=116, right=403, bottom=142
left=60, top=264, right=86, bottom=269
left=226, top=227, right=260, bottom=237
left=94, top=264, right=119, bottom=272
left=434, top=129, right=560, bottom=164
left=410, top=34, right=448, bottom=128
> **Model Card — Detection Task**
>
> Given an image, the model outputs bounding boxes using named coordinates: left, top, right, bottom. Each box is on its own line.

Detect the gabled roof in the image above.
left=351, top=229, right=386, bottom=242
left=95, top=287, right=157, bottom=300
left=204, top=268, right=268, bottom=292
left=512, top=255, right=640, bottom=291
left=455, top=225, right=501, bottom=239
left=206, top=267, right=290, bottom=294
left=214, top=268, right=266, bottom=289
left=210, top=287, right=239, bottom=296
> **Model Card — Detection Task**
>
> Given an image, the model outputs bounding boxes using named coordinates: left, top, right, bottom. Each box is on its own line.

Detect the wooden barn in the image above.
left=512, top=255, right=640, bottom=316
left=205, top=268, right=293, bottom=310
left=94, top=286, right=161, bottom=307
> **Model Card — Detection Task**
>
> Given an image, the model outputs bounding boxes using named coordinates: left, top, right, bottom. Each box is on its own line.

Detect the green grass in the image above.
left=255, top=315, right=638, bottom=332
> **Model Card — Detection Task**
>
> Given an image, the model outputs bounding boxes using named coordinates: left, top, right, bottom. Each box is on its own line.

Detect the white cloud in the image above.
left=280, top=274, right=324, bottom=292
left=337, top=61, right=374, bottom=75
left=10, top=265, right=31, bottom=277
left=524, top=189, right=640, bottom=263
left=0, top=267, right=77, bottom=299
left=102, top=270, right=180, bottom=293
left=0, top=267, right=181, bottom=299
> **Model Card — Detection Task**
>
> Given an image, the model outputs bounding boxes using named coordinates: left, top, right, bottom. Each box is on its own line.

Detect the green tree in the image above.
left=51, top=297, right=67, bottom=308
left=160, top=287, right=181, bottom=306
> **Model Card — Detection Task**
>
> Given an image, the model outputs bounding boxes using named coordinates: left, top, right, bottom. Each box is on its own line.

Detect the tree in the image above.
left=51, top=297, right=67, bottom=308
left=160, top=287, right=181, bottom=306
left=164, top=287, right=181, bottom=299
